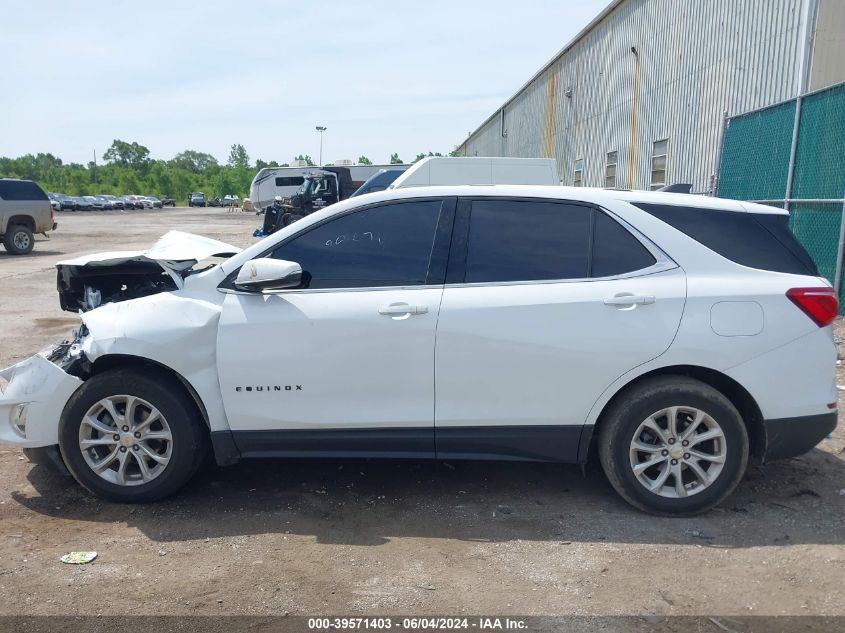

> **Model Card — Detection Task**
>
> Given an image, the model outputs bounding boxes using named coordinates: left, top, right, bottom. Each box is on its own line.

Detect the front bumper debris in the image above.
left=0, top=353, right=82, bottom=448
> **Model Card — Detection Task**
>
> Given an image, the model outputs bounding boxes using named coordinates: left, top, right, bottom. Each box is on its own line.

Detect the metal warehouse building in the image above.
left=457, top=0, right=845, bottom=193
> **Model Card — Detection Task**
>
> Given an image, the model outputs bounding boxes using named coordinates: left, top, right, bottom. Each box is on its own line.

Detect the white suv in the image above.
left=0, top=186, right=837, bottom=515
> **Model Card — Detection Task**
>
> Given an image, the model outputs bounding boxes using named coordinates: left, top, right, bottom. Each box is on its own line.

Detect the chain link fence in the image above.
left=717, top=81, right=845, bottom=308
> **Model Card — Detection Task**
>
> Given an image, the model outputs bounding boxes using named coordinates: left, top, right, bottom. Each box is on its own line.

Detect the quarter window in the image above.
left=270, top=200, right=443, bottom=288
left=605, top=151, right=618, bottom=189
left=573, top=159, right=584, bottom=187
left=650, top=139, right=668, bottom=190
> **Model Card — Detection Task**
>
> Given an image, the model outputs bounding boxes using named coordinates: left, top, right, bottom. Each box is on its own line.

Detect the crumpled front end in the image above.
left=0, top=352, right=83, bottom=448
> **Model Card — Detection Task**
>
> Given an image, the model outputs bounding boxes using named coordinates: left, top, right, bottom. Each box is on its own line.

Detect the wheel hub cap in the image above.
left=78, top=395, right=173, bottom=487
left=629, top=406, right=727, bottom=499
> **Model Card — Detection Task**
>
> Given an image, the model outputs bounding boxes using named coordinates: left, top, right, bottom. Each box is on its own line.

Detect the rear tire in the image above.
left=598, top=376, right=748, bottom=516
left=59, top=369, right=208, bottom=503
left=3, top=224, right=34, bottom=255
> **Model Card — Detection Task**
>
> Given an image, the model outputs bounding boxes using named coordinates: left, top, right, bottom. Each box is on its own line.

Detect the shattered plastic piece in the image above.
left=61, top=551, right=97, bottom=564
left=683, top=528, right=714, bottom=540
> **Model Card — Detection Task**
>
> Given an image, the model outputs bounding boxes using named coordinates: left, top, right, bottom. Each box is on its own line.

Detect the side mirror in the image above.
left=235, top=258, right=303, bottom=292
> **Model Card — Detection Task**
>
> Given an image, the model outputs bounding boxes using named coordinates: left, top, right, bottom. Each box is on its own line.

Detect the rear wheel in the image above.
left=3, top=224, right=34, bottom=255
left=59, top=369, right=208, bottom=502
left=598, top=376, right=748, bottom=515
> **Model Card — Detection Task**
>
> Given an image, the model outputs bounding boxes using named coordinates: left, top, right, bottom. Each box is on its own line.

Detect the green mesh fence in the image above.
left=717, top=101, right=795, bottom=201
left=718, top=82, right=845, bottom=309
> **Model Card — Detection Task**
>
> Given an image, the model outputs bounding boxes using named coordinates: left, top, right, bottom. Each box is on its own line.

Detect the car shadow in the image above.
left=0, top=249, right=65, bottom=259
left=12, top=448, right=845, bottom=547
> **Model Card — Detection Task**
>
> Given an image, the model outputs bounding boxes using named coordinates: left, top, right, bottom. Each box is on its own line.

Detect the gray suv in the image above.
left=0, top=178, right=56, bottom=255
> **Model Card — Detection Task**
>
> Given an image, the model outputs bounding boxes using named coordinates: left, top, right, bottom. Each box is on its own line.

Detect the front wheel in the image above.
left=598, top=376, right=749, bottom=516
left=59, top=369, right=208, bottom=502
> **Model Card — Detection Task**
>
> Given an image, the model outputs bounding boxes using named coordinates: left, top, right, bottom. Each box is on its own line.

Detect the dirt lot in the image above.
left=0, top=208, right=843, bottom=619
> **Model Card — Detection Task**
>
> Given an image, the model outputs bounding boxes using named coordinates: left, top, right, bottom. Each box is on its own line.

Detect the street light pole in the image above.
left=315, top=126, right=327, bottom=166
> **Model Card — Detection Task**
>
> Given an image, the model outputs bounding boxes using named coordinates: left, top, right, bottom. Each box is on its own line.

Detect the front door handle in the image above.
left=603, top=294, right=655, bottom=306
left=379, top=303, right=429, bottom=316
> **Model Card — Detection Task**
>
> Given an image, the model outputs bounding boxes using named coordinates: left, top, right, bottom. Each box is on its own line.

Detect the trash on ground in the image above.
left=60, top=551, right=97, bottom=565
left=683, top=528, right=714, bottom=540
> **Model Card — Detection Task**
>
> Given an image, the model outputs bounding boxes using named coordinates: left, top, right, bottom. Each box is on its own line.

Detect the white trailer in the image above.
left=250, top=162, right=410, bottom=210
left=389, top=157, right=560, bottom=188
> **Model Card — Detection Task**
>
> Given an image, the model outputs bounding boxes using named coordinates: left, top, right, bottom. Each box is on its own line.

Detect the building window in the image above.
left=605, top=151, right=618, bottom=188
left=574, top=159, right=584, bottom=187
left=650, top=139, right=668, bottom=190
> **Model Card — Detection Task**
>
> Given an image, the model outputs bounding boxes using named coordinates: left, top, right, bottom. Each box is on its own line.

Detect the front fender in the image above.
left=81, top=292, right=230, bottom=432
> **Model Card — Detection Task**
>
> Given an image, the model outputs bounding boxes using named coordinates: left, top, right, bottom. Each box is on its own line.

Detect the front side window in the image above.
left=270, top=200, right=443, bottom=289
left=650, top=139, right=668, bottom=190
left=463, top=199, right=657, bottom=284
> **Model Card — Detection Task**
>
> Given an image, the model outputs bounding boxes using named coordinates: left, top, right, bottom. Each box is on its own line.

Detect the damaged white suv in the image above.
left=0, top=186, right=838, bottom=514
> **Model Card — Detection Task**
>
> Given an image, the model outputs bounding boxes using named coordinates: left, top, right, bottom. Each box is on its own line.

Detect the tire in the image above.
left=59, top=369, right=208, bottom=503
left=598, top=376, right=749, bottom=516
left=3, top=224, right=34, bottom=255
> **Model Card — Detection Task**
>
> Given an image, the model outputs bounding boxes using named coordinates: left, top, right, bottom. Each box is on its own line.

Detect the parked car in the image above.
left=72, top=196, right=93, bottom=211
left=144, top=196, right=163, bottom=209
left=122, top=195, right=146, bottom=210
left=350, top=169, right=405, bottom=197
left=0, top=178, right=56, bottom=254
left=207, top=197, right=222, bottom=207
left=83, top=196, right=109, bottom=211
left=159, top=196, right=176, bottom=207
left=54, top=194, right=77, bottom=211
left=188, top=192, right=206, bottom=207
left=0, top=186, right=836, bottom=514
left=222, top=195, right=240, bottom=207
left=47, top=193, right=62, bottom=213
left=99, top=195, right=125, bottom=210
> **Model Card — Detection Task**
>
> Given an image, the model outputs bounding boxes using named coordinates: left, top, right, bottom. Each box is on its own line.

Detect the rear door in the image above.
left=434, top=197, right=686, bottom=461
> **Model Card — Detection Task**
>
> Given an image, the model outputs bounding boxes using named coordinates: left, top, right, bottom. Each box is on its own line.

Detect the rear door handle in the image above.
left=379, top=303, right=429, bottom=316
left=603, top=294, right=655, bottom=306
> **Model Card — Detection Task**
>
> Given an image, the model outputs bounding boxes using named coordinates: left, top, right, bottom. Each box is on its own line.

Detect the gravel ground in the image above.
left=0, top=208, right=842, bottom=619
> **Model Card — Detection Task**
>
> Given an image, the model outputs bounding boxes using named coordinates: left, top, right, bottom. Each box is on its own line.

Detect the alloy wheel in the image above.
left=78, top=395, right=173, bottom=486
left=628, top=406, right=727, bottom=498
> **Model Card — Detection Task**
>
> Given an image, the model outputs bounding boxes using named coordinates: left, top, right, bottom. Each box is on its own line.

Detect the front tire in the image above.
left=59, top=369, right=208, bottom=503
left=598, top=376, right=749, bottom=516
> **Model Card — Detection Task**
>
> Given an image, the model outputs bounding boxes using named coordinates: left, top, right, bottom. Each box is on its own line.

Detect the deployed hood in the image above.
left=56, top=231, right=240, bottom=313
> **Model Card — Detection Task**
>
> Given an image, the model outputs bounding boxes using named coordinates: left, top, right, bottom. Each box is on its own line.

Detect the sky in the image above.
left=1, top=0, right=609, bottom=167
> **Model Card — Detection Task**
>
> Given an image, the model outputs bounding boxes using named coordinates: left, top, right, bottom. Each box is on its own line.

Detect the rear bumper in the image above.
left=763, top=411, right=837, bottom=460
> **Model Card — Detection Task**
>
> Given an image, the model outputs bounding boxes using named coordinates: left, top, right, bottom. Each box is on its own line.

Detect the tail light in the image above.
left=786, top=287, right=838, bottom=327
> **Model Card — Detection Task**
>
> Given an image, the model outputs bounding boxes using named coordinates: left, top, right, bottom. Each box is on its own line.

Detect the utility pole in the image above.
left=316, top=126, right=327, bottom=166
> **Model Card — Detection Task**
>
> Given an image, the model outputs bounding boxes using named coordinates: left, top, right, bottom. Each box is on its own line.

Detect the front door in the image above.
left=434, top=198, right=686, bottom=461
left=217, top=198, right=454, bottom=458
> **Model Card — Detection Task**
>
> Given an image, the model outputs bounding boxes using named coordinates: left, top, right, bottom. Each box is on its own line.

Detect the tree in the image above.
left=295, top=154, right=315, bottom=166
left=449, top=148, right=463, bottom=157
left=171, top=150, right=218, bottom=173
left=227, top=144, right=250, bottom=170
left=102, top=140, right=150, bottom=169
left=389, top=153, right=403, bottom=164
left=414, top=152, right=444, bottom=162
left=357, top=155, right=372, bottom=165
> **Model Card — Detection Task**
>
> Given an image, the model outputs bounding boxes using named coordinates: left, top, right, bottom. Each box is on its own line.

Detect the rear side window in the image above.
left=0, top=180, right=48, bottom=201
left=634, top=203, right=818, bottom=275
left=592, top=211, right=656, bottom=277
left=463, top=199, right=656, bottom=283
left=465, top=200, right=592, bottom=283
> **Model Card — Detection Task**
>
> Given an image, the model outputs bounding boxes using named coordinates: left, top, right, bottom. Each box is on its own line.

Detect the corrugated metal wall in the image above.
left=459, top=0, right=814, bottom=193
